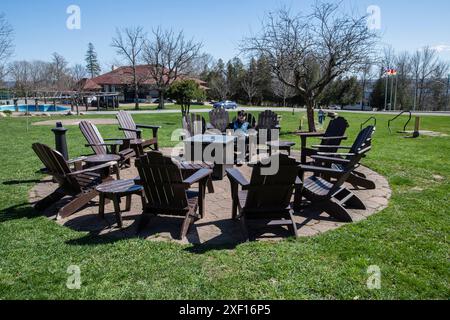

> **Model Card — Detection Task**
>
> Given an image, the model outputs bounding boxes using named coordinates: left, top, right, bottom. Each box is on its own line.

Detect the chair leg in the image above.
left=319, top=199, right=353, bottom=222
left=34, top=188, right=66, bottom=211
left=288, top=211, right=298, bottom=238
left=99, top=194, right=106, bottom=219
left=125, top=195, right=132, bottom=211
left=206, top=178, right=214, bottom=193
left=180, top=210, right=195, bottom=240
left=113, top=196, right=123, bottom=228
left=347, top=173, right=376, bottom=190
left=57, top=191, right=97, bottom=219
left=240, top=214, right=250, bottom=242
left=343, top=193, right=366, bottom=210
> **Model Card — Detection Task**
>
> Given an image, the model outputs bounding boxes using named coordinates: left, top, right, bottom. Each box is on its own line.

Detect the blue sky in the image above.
left=1, top=0, right=450, bottom=68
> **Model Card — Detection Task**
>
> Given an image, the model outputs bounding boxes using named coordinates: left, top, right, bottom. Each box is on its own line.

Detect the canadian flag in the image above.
left=386, top=69, right=397, bottom=75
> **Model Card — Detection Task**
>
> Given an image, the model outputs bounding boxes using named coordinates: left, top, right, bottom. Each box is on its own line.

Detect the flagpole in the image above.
left=393, top=74, right=398, bottom=111
left=384, top=70, right=389, bottom=110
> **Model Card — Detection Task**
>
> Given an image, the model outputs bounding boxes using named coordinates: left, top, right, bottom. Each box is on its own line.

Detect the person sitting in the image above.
left=233, top=111, right=250, bottom=134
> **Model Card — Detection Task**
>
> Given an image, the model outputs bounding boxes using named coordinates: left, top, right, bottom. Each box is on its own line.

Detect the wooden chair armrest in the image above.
left=136, top=124, right=161, bottom=130
left=319, top=136, right=348, bottom=141
left=68, top=161, right=116, bottom=176
left=119, top=127, right=141, bottom=133
left=183, top=169, right=213, bottom=186
left=103, top=137, right=134, bottom=141
left=311, top=145, right=352, bottom=149
left=311, top=155, right=351, bottom=165
left=295, top=131, right=325, bottom=137
left=85, top=141, right=123, bottom=148
left=299, top=164, right=344, bottom=175
left=67, top=156, right=87, bottom=164
left=317, top=152, right=355, bottom=157
left=226, top=168, right=250, bottom=188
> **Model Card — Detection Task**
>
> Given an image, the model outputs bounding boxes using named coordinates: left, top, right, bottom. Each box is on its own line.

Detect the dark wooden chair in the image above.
left=256, top=110, right=295, bottom=155
left=79, top=120, right=135, bottom=168
left=311, top=126, right=376, bottom=189
left=226, top=153, right=300, bottom=240
left=182, top=113, right=207, bottom=138
left=32, top=143, right=114, bottom=219
left=295, top=127, right=373, bottom=222
left=209, top=108, right=230, bottom=133
left=297, top=116, right=349, bottom=164
left=135, top=151, right=213, bottom=240
left=116, top=110, right=161, bottom=156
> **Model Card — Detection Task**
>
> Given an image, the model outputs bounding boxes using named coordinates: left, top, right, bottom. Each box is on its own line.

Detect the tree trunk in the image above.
left=306, top=99, right=316, bottom=132
left=134, top=77, right=139, bottom=110
left=158, top=90, right=165, bottom=110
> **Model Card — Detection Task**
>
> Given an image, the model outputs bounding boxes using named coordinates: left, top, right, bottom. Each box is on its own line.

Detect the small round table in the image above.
left=96, top=179, right=145, bottom=228
left=85, top=154, right=121, bottom=179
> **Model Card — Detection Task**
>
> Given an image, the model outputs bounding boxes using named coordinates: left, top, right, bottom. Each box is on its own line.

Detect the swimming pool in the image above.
left=0, top=105, right=70, bottom=112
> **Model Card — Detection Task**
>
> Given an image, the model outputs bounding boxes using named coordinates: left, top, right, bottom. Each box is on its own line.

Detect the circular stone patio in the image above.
left=29, top=149, right=391, bottom=245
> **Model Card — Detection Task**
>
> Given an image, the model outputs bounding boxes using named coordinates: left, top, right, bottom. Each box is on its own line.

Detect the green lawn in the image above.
left=0, top=111, right=449, bottom=299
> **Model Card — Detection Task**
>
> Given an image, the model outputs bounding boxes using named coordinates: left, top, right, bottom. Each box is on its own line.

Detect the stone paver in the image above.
left=29, top=149, right=391, bottom=245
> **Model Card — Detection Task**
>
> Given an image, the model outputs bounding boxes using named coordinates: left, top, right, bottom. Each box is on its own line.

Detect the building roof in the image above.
left=78, top=78, right=102, bottom=91
left=91, top=65, right=208, bottom=89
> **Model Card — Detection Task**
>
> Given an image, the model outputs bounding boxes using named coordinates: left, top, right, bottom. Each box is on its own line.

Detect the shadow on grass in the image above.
left=0, top=202, right=41, bottom=223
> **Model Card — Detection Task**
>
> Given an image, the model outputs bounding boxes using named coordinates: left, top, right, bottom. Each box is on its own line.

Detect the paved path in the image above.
left=29, top=149, right=391, bottom=246
left=81, top=108, right=450, bottom=117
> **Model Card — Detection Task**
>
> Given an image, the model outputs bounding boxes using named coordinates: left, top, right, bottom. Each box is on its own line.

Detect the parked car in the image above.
left=213, top=100, right=238, bottom=109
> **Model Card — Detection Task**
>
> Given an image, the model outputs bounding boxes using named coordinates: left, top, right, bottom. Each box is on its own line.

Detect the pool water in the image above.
left=0, top=105, right=70, bottom=112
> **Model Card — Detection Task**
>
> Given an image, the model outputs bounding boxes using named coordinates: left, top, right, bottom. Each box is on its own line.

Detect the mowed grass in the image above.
left=0, top=111, right=449, bottom=299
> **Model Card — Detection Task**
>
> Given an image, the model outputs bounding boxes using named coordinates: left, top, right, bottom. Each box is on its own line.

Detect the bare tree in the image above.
left=0, top=13, right=13, bottom=66
left=8, top=61, right=32, bottom=101
left=242, top=3, right=378, bottom=131
left=143, top=27, right=202, bottom=109
left=241, top=59, right=259, bottom=105
left=112, top=26, right=146, bottom=110
left=272, top=74, right=297, bottom=108
left=70, top=64, right=88, bottom=90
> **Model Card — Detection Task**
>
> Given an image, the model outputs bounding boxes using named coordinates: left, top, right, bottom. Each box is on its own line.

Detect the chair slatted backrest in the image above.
left=79, top=121, right=107, bottom=155
left=257, top=110, right=278, bottom=130
left=316, top=117, right=349, bottom=152
left=182, top=113, right=206, bottom=137
left=32, top=143, right=81, bottom=193
left=135, top=151, right=189, bottom=214
left=327, top=127, right=374, bottom=196
left=209, top=108, right=230, bottom=132
left=347, top=126, right=375, bottom=156
left=244, top=154, right=300, bottom=213
left=117, top=110, right=137, bottom=139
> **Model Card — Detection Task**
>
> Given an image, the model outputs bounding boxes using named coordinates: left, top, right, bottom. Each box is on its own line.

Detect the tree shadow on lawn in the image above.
left=0, top=202, right=41, bottom=223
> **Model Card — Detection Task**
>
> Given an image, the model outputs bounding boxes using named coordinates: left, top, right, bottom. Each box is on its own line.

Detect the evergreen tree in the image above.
left=85, top=43, right=101, bottom=79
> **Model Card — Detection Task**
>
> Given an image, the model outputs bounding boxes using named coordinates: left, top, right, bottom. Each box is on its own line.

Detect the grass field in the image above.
left=0, top=110, right=448, bottom=299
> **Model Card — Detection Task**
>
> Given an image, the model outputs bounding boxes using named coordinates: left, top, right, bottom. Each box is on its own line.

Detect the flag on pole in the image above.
left=386, top=69, right=397, bottom=76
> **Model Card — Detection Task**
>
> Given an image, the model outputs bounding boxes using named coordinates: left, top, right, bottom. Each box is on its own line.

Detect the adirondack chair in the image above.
left=226, top=153, right=300, bottom=240
left=182, top=113, right=207, bottom=138
left=32, top=143, right=114, bottom=219
left=296, top=127, right=373, bottom=222
left=209, top=108, right=230, bottom=133
left=135, top=151, right=213, bottom=240
left=79, top=121, right=135, bottom=168
left=256, top=110, right=295, bottom=155
left=297, top=116, right=349, bottom=164
left=311, top=126, right=376, bottom=189
left=116, top=110, right=161, bottom=156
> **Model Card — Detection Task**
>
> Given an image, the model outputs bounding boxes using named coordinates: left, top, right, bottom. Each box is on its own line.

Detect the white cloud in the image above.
left=431, top=44, right=450, bottom=53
